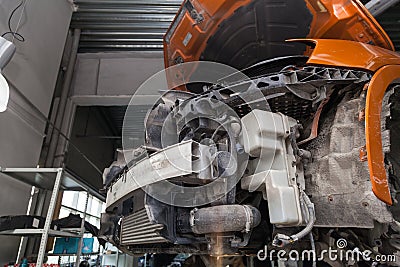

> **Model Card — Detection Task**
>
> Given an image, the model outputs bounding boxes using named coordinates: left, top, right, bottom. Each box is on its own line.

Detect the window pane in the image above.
left=61, top=191, right=76, bottom=207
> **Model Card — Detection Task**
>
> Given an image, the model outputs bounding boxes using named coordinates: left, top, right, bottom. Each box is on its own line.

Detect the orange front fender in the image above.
left=288, top=39, right=400, bottom=71
left=366, top=66, right=400, bottom=205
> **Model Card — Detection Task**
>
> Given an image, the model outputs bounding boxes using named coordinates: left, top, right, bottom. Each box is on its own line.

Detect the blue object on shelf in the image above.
left=53, top=237, right=94, bottom=254
left=20, top=258, right=28, bottom=267
left=82, top=237, right=94, bottom=253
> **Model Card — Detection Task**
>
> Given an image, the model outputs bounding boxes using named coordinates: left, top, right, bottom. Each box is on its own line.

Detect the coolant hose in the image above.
left=272, top=191, right=316, bottom=247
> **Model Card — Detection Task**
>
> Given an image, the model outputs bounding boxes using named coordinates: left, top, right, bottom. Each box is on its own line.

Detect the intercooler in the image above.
left=120, top=209, right=168, bottom=245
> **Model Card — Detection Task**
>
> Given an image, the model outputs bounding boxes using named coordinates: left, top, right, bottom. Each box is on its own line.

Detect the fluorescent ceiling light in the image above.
left=0, top=36, right=16, bottom=113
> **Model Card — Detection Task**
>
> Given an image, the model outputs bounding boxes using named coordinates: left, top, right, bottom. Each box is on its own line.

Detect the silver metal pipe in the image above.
left=74, top=0, right=182, bottom=5
left=81, top=31, right=165, bottom=36
left=45, top=28, right=81, bottom=167
left=71, top=23, right=171, bottom=29
left=36, top=169, right=64, bottom=266
left=78, top=44, right=163, bottom=49
left=76, top=7, right=179, bottom=14
left=75, top=192, right=89, bottom=267
left=310, top=233, right=317, bottom=267
left=190, top=205, right=261, bottom=234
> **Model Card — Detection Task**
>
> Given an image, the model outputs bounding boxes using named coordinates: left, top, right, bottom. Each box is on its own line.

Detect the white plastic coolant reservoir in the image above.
left=240, top=109, right=303, bottom=226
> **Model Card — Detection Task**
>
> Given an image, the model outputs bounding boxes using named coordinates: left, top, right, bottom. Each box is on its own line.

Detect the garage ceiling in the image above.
left=71, top=0, right=181, bottom=52
left=71, top=0, right=400, bottom=53
left=377, top=4, right=400, bottom=51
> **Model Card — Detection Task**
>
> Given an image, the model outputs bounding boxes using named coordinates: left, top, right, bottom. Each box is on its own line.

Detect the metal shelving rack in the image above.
left=0, top=229, right=80, bottom=237
left=0, top=167, right=102, bottom=266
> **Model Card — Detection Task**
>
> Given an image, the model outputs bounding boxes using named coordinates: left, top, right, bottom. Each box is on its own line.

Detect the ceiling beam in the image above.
left=366, top=0, right=400, bottom=17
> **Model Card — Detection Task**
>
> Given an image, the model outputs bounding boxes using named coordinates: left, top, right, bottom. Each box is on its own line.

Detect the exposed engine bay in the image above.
left=100, top=61, right=400, bottom=265
left=99, top=0, right=400, bottom=266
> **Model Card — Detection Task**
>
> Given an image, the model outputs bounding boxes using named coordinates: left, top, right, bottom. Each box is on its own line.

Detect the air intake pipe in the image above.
left=189, top=205, right=261, bottom=234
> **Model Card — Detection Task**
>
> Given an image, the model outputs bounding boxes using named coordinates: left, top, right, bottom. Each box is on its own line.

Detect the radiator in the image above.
left=120, top=209, right=167, bottom=245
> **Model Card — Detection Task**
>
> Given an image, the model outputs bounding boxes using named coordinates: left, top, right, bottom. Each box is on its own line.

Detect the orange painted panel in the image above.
left=365, top=66, right=400, bottom=205
left=288, top=39, right=400, bottom=71
left=304, top=0, right=394, bottom=51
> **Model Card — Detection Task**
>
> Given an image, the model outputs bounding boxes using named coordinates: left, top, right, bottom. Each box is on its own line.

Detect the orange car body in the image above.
left=163, top=0, right=400, bottom=205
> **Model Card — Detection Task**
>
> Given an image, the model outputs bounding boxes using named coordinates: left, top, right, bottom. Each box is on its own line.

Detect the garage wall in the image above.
left=0, top=0, right=73, bottom=263
left=71, top=52, right=164, bottom=105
